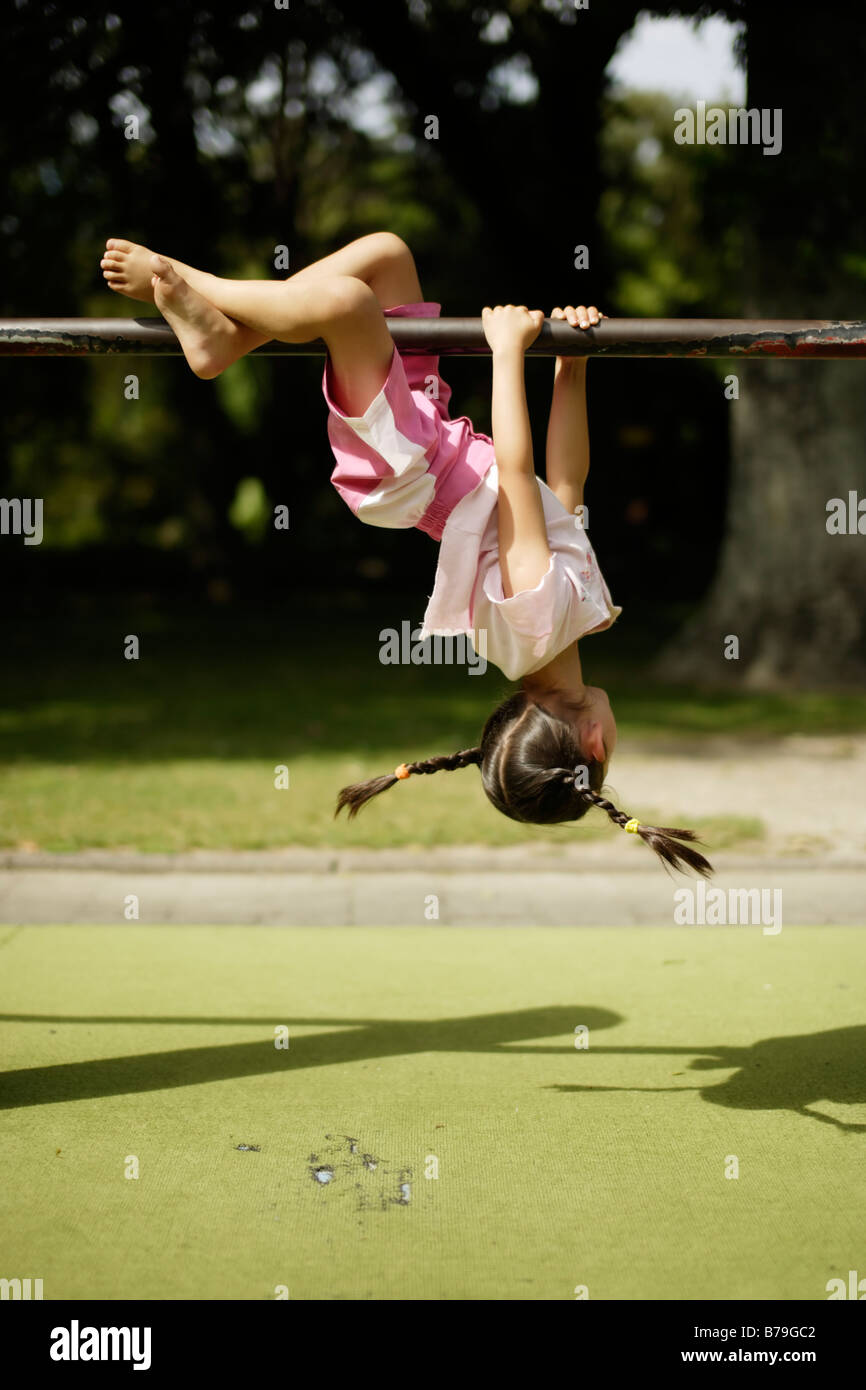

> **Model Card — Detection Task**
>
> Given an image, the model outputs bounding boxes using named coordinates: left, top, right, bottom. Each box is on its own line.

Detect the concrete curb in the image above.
left=0, top=865, right=863, bottom=926
left=0, top=846, right=864, bottom=874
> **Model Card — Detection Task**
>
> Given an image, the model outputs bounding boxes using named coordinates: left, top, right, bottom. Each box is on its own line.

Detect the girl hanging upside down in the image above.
left=100, top=230, right=712, bottom=876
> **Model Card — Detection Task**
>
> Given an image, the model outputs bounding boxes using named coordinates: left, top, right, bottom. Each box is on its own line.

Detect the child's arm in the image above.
left=482, top=305, right=550, bottom=600
left=544, top=304, right=603, bottom=517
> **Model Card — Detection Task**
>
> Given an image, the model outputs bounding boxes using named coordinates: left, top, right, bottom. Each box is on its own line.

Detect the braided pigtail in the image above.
left=581, top=787, right=713, bottom=878
left=335, top=746, right=482, bottom=819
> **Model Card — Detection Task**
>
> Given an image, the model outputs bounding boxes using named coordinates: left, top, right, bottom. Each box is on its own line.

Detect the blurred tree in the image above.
left=0, top=0, right=470, bottom=593
left=599, top=89, right=746, bottom=317
left=654, top=0, right=866, bottom=686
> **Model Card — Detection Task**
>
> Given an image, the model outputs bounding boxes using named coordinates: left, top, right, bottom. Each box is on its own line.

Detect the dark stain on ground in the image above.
left=309, top=1133, right=412, bottom=1211
left=325, top=1132, right=360, bottom=1154
left=393, top=1171, right=412, bottom=1206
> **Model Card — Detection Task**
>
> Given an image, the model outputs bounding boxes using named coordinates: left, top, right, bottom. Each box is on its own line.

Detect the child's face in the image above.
left=572, top=685, right=617, bottom=773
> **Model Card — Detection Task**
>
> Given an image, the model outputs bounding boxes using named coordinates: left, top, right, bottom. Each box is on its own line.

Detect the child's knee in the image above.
left=316, top=274, right=379, bottom=324
left=369, top=231, right=412, bottom=264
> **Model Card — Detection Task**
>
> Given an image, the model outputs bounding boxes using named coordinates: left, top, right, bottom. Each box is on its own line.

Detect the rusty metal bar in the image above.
left=2, top=317, right=866, bottom=358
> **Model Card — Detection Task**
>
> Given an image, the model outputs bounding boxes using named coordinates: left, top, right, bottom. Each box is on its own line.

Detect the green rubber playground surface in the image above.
left=1, top=923, right=864, bottom=1301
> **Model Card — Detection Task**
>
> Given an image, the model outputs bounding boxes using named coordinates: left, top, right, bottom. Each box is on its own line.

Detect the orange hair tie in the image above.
left=394, top=763, right=411, bottom=780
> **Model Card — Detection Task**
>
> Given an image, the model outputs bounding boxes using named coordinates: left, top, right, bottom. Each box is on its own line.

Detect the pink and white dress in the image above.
left=324, top=301, right=621, bottom=681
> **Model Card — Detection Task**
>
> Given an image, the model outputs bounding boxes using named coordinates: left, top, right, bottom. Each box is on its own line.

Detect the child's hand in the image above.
left=482, top=304, right=545, bottom=355
left=551, top=304, right=606, bottom=330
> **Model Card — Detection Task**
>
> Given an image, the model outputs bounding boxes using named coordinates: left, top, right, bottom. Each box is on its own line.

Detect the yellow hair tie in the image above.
left=394, top=763, right=411, bottom=780
left=624, top=818, right=641, bottom=834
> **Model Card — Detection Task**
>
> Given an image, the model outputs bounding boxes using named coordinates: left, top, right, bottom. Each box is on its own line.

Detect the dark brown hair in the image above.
left=336, top=690, right=712, bottom=877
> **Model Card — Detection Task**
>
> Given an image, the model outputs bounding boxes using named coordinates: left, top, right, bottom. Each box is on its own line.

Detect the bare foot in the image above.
left=100, top=239, right=167, bottom=303
left=150, top=255, right=237, bottom=379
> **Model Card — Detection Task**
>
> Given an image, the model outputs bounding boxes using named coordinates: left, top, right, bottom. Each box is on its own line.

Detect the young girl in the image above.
left=100, top=230, right=711, bottom=876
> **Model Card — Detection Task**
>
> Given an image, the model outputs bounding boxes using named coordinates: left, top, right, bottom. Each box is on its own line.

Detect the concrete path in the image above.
left=1, top=847, right=863, bottom=925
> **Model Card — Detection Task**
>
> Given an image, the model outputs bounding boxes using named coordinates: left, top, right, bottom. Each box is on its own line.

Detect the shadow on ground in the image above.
left=550, top=1026, right=866, bottom=1131
left=1, top=1008, right=865, bottom=1131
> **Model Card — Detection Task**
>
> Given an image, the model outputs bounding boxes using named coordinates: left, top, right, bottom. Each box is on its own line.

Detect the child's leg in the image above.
left=149, top=257, right=400, bottom=414
left=276, top=232, right=424, bottom=311
left=160, top=232, right=422, bottom=335
left=102, top=231, right=422, bottom=312
left=101, top=232, right=422, bottom=386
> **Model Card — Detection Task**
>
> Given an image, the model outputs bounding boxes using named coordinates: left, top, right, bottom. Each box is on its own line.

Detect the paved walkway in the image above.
left=1, top=847, right=863, bottom=925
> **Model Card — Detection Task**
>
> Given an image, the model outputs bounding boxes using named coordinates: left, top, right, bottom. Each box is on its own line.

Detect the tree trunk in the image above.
left=654, top=1, right=866, bottom=688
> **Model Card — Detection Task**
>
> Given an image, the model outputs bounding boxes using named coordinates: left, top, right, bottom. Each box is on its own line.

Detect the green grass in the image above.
left=0, top=759, right=763, bottom=853
left=1, top=600, right=863, bottom=852
left=2, top=923, right=864, bottom=1299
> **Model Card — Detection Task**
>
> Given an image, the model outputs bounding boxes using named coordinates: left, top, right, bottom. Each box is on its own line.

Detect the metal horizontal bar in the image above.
left=2, top=317, right=866, bottom=358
